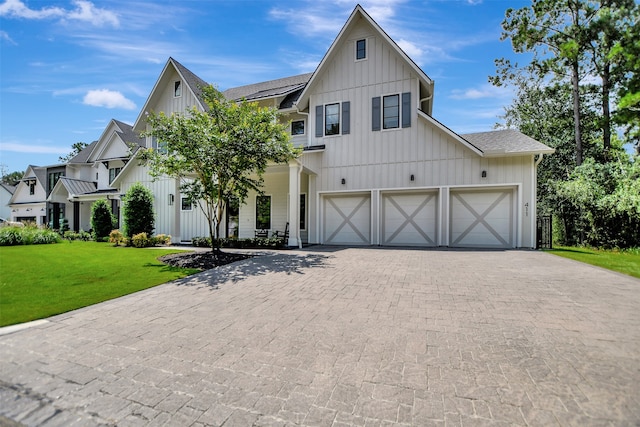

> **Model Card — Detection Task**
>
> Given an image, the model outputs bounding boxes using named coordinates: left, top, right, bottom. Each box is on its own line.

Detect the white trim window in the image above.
left=356, top=38, right=367, bottom=61
left=291, top=120, right=305, bottom=136
left=174, top=81, right=182, bottom=97
left=315, top=102, right=350, bottom=138
left=372, top=92, right=411, bottom=131
left=181, top=197, right=192, bottom=211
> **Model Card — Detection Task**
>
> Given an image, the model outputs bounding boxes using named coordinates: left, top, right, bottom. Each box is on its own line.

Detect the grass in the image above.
left=0, top=241, right=200, bottom=327
left=547, top=246, right=640, bottom=279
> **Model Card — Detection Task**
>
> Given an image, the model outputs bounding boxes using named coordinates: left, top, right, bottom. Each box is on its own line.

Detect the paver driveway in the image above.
left=1, top=248, right=639, bottom=426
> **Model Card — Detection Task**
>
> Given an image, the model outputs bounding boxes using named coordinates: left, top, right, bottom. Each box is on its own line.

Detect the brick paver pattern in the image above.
left=0, top=248, right=639, bottom=426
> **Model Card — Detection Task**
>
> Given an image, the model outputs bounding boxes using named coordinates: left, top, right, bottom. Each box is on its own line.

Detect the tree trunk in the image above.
left=571, top=61, right=583, bottom=166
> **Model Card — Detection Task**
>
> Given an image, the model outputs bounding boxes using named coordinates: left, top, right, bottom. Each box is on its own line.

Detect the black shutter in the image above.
left=342, top=101, right=350, bottom=135
left=402, top=92, right=411, bottom=128
left=372, top=97, right=381, bottom=131
left=315, top=105, right=323, bottom=137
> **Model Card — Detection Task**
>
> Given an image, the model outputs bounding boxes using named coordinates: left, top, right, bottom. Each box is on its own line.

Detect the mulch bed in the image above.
left=158, top=251, right=251, bottom=270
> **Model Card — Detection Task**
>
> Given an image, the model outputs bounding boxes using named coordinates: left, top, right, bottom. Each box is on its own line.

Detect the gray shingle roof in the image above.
left=57, top=177, right=97, bottom=196
left=461, top=129, right=554, bottom=155
left=0, top=183, right=16, bottom=195
left=68, top=140, right=98, bottom=164
left=222, top=73, right=312, bottom=103
left=172, top=57, right=209, bottom=109
left=113, top=119, right=145, bottom=148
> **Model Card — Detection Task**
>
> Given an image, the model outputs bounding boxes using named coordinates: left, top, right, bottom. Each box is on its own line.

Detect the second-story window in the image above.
left=325, top=103, right=340, bottom=136
left=356, top=39, right=367, bottom=60
left=109, top=167, right=122, bottom=183
left=291, top=120, right=305, bottom=136
left=174, top=81, right=182, bottom=97
left=29, top=182, right=35, bottom=195
left=383, top=94, right=400, bottom=129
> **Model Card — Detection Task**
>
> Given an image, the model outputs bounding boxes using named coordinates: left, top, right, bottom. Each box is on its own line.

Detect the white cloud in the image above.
left=449, top=84, right=512, bottom=100
left=0, top=141, right=68, bottom=154
left=83, top=89, right=136, bottom=110
left=0, top=30, right=16, bottom=44
left=0, top=0, right=118, bottom=27
left=66, top=0, right=119, bottom=27
left=0, top=0, right=64, bottom=19
left=396, top=39, right=423, bottom=61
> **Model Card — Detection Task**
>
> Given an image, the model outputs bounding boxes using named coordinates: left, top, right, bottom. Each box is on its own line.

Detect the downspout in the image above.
left=532, top=154, right=544, bottom=248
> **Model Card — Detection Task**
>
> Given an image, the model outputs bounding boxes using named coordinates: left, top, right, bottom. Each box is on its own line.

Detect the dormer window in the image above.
left=356, top=39, right=367, bottom=60
left=174, top=81, right=182, bottom=97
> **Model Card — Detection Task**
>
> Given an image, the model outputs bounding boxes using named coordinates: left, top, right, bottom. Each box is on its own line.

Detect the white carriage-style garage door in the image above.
left=323, top=193, right=371, bottom=245
left=450, top=188, right=514, bottom=248
left=381, top=191, right=438, bottom=247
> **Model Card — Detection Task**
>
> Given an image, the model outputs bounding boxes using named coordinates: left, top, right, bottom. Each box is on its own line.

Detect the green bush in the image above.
left=91, top=199, right=116, bottom=241
left=63, top=230, right=92, bottom=241
left=123, top=183, right=155, bottom=238
left=109, top=229, right=125, bottom=246
left=151, top=234, right=171, bottom=246
left=191, top=236, right=285, bottom=249
left=131, top=232, right=151, bottom=248
left=0, top=226, right=61, bottom=246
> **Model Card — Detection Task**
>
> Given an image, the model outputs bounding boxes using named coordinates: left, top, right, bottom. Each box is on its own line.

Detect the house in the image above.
left=0, top=183, right=16, bottom=220
left=47, top=119, right=145, bottom=232
left=22, top=5, right=555, bottom=248
left=8, top=165, right=48, bottom=226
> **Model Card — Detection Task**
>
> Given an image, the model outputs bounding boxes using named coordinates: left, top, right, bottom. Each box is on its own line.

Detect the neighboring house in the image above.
left=0, top=183, right=16, bottom=220
left=48, top=119, right=145, bottom=232
left=39, top=5, right=555, bottom=248
left=8, top=165, right=48, bottom=226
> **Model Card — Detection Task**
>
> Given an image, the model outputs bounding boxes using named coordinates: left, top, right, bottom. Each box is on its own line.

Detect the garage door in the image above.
left=450, top=189, right=514, bottom=248
left=382, top=191, right=437, bottom=246
left=323, top=193, right=371, bottom=245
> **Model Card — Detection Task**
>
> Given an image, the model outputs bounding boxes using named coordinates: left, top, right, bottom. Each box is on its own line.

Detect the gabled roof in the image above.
left=0, top=183, right=16, bottom=195
left=113, top=119, right=145, bottom=148
left=295, top=5, right=434, bottom=112
left=54, top=177, right=97, bottom=196
left=68, top=140, right=98, bottom=164
left=223, top=73, right=312, bottom=104
left=461, top=129, right=555, bottom=156
left=133, top=57, right=209, bottom=132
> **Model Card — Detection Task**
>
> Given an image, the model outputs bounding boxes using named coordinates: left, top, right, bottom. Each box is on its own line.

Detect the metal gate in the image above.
left=536, top=215, right=552, bottom=249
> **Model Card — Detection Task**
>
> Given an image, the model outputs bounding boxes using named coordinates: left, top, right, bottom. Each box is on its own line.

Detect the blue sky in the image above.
left=0, top=0, right=530, bottom=175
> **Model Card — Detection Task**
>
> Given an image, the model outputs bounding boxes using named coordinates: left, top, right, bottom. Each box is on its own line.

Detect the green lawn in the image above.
left=547, top=246, right=640, bottom=279
left=0, top=241, right=200, bottom=327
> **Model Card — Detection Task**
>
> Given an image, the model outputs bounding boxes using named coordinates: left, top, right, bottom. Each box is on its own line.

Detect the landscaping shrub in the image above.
left=91, top=199, right=116, bottom=241
left=0, top=226, right=61, bottom=246
left=109, top=229, right=125, bottom=246
left=191, top=236, right=285, bottom=249
left=131, top=232, right=151, bottom=248
left=123, top=183, right=155, bottom=238
left=151, top=234, right=171, bottom=246
left=63, top=230, right=92, bottom=241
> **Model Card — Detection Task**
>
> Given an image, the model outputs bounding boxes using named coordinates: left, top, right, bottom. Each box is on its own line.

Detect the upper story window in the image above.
left=291, top=120, right=305, bottom=136
left=174, top=81, right=182, bottom=97
left=109, top=167, right=122, bottom=184
left=372, top=92, right=411, bottom=131
left=315, top=102, right=350, bottom=138
left=47, top=171, right=63, bottom=194
left=29, top=182, right=35, bottom=195
left=151, top=136, right=168, bottom=154
left=325, top=103, right=340, bottom=136
left=383, top=94, right=400, bottom=129
left=356, top=39, right=367, bottom=60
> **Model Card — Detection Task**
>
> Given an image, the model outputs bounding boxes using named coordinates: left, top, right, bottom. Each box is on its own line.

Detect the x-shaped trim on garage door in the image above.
left=326, top=197, right=369, bottom=244
left=452, top=192, right=510, bottom=246
left=385, top=194, right=435, bottom=245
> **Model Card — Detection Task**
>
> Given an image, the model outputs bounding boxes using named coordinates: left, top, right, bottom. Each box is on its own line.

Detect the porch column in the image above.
left=288, top=160, right=302, bottom=248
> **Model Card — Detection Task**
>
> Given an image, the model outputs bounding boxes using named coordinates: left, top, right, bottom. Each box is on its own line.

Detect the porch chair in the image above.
left=272, top=222, right=289, bottom=245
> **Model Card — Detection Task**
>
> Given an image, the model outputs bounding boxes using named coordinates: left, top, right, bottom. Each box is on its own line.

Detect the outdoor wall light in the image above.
left=481, top=170, right=487, bottom=178
left=341, top=178, right=346, bottom=185
left=168, top=194, right=175, bottom=205
left=410, top=174, right=415, bottom=181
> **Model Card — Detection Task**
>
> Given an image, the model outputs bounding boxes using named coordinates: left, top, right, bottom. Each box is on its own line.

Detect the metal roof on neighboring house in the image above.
left=461, top=129, right=555, bottom=155
left=222, top=73, right=312, bottom=103
left=56, top=177, right=97, bottom=196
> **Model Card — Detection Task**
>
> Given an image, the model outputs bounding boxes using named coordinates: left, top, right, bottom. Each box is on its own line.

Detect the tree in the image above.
left=59, top=142, right=89, bottom=163
left=122, top=182, right=155, bottom=238
left=140, top=85, right=299, bottom=253
left=1, top=170, right=24, bottom=186
left=491, top=0, right=600, bottom=166
left=90, top=199, right=115, bottom=241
